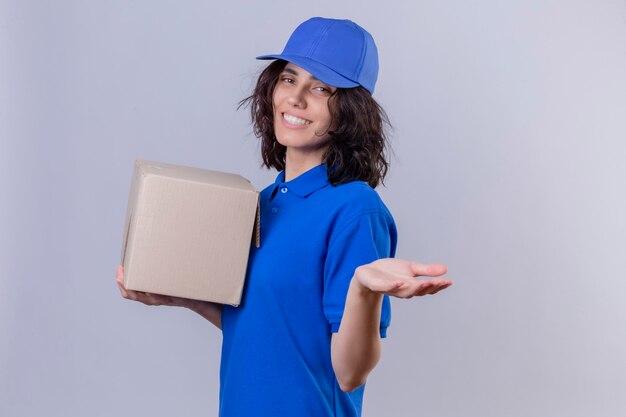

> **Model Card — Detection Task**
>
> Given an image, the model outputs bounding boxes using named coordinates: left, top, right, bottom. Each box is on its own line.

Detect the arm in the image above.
left=116, top=265, right=222, bottom=329
left=184, top=299, right=222, bottom=329
left=330, top=259, right=453, bottom=392
left=330, top=277, right=384, bottom=392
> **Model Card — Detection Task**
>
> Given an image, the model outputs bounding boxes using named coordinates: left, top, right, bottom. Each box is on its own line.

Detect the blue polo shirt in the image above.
left=219, top=163, right=397, bottom=417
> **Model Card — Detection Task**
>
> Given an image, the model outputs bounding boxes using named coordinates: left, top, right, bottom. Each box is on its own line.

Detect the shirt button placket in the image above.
left=271, top=185, right=287, bottom=214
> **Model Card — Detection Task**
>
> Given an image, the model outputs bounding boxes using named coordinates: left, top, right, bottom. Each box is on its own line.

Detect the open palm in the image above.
left=355, top=258, right=453, bottom=299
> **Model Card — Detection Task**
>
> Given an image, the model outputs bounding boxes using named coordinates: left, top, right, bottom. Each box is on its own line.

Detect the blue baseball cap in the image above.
left=256, top=17, right=379, bottom=95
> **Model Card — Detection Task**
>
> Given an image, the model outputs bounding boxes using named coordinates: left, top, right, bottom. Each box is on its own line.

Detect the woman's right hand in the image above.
left=116, top=265, right=223, bottom=329
left=116, top=265, right=196, bottom=309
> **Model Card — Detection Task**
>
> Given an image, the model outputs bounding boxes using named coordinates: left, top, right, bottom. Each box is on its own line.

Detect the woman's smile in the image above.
left=281, top=112, right=312, bottom=127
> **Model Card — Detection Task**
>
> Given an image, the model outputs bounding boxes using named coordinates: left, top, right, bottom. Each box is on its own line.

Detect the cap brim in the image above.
left=256, top=54, right=360, bottom=89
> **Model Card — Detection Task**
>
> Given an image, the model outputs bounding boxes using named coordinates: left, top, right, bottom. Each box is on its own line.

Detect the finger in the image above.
left=408, top=262, right=448, bottom=278
left=117, top=282, right=140, bottom=301
left=125, top=288, right=142, bottom=301
left=413, top=279, right=451, bottom=297
left=133, top=291, right=156, bottom=305
left=117, top=280, right=129, bottom=298
left=141, top=293, right=161, bottom=306
left=116, top=265, right=124, bottom=283
left=394, top=280, right=434, bottom=298
left=149, top=293, right=173, bottom=305
left=425, top=285, right=444, bottom=295
left=414, top=281, right=436, bottom=296
left=391, top=278, right=453, bottom=298
left=425, top=281, right=453, bottom=295
left=440, top=280, right=453, bottom=289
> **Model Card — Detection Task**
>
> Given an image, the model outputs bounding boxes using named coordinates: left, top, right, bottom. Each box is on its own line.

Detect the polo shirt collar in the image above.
left=271, top=163, right=330, bottom=199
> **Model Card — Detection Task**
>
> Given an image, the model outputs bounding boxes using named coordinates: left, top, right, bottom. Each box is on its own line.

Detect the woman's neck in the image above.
left=284, top=147, right=327, bottom=182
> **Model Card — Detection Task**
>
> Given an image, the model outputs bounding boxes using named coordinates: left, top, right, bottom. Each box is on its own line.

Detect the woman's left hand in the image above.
left=354, top=258, right=453, bottom=298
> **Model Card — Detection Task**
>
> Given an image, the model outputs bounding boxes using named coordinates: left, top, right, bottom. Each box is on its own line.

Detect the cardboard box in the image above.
left=120, top=160, right=260, bottom=306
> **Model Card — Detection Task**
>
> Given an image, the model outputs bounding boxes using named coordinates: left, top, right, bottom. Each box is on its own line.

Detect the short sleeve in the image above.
left=323, top=210, right=398, bottom=338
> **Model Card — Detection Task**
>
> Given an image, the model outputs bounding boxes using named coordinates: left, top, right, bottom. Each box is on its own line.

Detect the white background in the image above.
left=1, top=1, right=625, bottom=416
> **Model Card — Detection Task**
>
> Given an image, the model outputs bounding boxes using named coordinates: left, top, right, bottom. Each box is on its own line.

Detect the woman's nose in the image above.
left=287, top=87, right=306, bottom=108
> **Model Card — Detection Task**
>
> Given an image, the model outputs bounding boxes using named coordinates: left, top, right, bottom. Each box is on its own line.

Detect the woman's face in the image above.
left=272, top=63, right=337, bottom=154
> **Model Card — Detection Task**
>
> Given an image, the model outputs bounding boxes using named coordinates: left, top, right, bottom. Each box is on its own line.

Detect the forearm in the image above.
left=331, top=271, right=384, bottom=392
left=185, top=300, right=223, bottom=330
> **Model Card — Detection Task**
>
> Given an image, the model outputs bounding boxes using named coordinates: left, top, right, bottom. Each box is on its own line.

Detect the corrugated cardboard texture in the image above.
left=121, top=160, right=259, bottom=306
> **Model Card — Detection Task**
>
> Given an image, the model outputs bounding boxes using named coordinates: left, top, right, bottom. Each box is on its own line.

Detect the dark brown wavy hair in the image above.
left=239, top=59, right=391, bottom=188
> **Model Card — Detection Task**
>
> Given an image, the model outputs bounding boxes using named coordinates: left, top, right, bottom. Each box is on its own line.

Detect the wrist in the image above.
left=181, top=298, right=202, bottom=311
left=350, top=272, right=382, bottom=303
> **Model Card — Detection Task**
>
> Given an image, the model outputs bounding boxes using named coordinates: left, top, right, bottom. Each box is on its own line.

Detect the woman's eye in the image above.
left=314, top=86, right=331, bottom=94
left=281, top=77, right=294, bottom=84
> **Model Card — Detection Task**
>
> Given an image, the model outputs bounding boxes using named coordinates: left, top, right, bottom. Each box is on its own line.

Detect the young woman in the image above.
left=117, top=17, right=452, bottom=417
